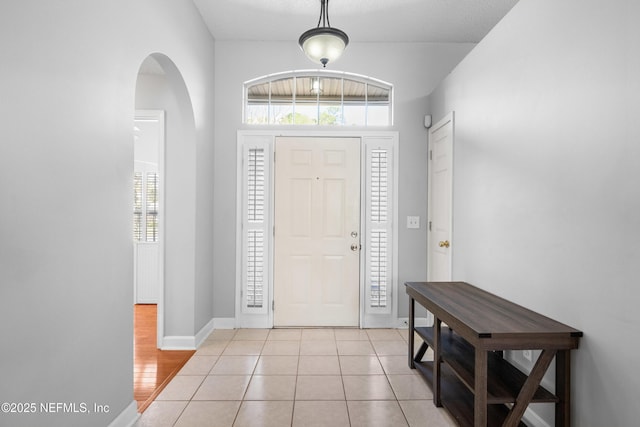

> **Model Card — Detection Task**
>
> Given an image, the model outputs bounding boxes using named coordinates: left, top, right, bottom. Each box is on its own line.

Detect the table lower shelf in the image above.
left=415, top=326, right=558, bottom=404
left=414, top=360, right=528, bottom=427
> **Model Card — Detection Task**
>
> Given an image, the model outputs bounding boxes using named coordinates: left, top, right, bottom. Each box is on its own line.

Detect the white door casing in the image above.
left=427, top=112, right=454, bottom=281
left=273, top=137, right=361, bottom=327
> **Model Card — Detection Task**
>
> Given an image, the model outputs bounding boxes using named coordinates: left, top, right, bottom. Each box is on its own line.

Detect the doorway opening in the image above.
left=133, top=53, right=197, bottom=412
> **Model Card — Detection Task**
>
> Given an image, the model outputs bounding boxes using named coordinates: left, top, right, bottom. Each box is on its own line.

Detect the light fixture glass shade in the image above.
left=299, top=26, right=349, bottom=67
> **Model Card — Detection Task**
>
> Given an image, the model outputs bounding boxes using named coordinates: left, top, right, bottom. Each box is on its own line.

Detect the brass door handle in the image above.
left=439, top=240, right=450, bottom=248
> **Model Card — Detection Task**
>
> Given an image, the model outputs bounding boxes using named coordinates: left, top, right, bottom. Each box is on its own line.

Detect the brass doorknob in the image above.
left=439, top=240, right=450, bottom=248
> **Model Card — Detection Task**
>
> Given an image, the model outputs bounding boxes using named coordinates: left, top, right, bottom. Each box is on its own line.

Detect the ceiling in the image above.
left=192, top=0, right=519, bottom=44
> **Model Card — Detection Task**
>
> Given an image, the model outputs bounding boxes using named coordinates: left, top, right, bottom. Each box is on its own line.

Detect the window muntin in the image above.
left=244, top=71, right=392, bottom=126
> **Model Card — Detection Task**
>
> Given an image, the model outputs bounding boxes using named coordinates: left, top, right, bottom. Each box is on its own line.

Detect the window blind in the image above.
left=146, top=172, right=159, bottom=242
left=246, top=230, right=264, bottom=308
left=133, top=172, right=143, bottom=241
left=133, top=171, right=159, bottom=243
left=366, top=147, right=393, bottom=313
left=247, top=149, right=265, bottom=222
left=243, top=147, right=269, bottom=312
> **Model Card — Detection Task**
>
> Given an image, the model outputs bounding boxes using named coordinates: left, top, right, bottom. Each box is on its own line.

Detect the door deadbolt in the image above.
left=350, top=231, right=358, bottom=238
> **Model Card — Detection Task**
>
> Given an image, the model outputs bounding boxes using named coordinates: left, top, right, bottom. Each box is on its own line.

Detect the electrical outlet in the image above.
left=407, top=216, right=420, bottom=229
left=522, top=349, right=532, bottom=362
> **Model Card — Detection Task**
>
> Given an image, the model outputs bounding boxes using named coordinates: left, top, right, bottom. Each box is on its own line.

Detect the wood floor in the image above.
left=134, top=304, right=195, bottom=413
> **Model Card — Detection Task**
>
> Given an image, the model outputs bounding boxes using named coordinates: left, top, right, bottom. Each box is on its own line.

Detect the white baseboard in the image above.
left=108, top=401, right=139, bottom=427
left=195, top=318, right=215, bottom=348
left=162, top=318, right=235, bottom=349
left=522, top=407, right=552, bottom=427
left=206, top=317, right=436, bottom=330
left=213, top=317, right=237, bottom=329
left=162, top=335, right=196, bottom=350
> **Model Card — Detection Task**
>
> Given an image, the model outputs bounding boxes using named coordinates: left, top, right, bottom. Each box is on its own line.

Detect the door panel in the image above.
left=274, top=137, right=361, bottom=327
left=290, top=179, right=312, bottom=235
left=323, top=179, right=345, bottom=236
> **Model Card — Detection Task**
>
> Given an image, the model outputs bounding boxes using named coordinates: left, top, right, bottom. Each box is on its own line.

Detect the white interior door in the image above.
left=274, top=137, right=361, bottom=327
left=428, top=113, right=454, bottom=281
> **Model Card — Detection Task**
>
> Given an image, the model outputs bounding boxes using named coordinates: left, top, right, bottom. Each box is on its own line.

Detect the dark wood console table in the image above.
left=405, top=281, right=582, bottom=427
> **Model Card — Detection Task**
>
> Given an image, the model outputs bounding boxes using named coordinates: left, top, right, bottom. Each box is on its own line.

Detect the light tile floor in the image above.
left=136, top=328, right=457, bottom=427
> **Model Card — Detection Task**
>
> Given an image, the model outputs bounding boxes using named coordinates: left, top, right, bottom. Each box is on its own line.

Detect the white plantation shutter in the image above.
left=242, top=145, right=270, bottom=314
left=370, top=230, right=388, bottom=307
left=133, top=171, right=159, bottom=243
left=365, top=143, right=393, bottom=315
left=133, top=172, right=143, bottom=241
left=146, top=172, right=159, bottom=242
left=247, top=149, right=265, bottom=222
left=246, top=229, right=264, bottom=307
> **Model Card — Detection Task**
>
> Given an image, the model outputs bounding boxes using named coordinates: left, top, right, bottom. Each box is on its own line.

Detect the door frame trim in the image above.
left=235, top=130, right=399, bottom=328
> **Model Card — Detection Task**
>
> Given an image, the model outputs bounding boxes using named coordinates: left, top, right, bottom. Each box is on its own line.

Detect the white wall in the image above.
left=428, top=0, right=640, bottom=425
left=0, top=1, right=215, bottom=426
left=213, top=40, right=475, bottom=319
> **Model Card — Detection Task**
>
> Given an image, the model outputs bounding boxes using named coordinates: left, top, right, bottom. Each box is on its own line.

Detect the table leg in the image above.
left=414, top=342, right=429, bottom=363
left=555, top=350, right=571, bottom=427
left=504, top=349, right=556, bottom=427
left=408, top=297, right=415, bottom=368
left=474, top=349, right=488, bottom=427
left=433, top=317, right=442, bottom=407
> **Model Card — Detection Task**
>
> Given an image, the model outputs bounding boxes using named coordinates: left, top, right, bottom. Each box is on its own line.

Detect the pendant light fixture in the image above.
left=298, top=0, right=349, bottom=68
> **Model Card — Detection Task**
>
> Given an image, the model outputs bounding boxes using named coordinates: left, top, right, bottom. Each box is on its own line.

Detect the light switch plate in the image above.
left=407, top=216, right=420, bottom=229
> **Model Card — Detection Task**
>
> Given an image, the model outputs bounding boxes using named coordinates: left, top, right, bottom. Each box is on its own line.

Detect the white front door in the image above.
left=274, top=137, right=361, bottom=327
left=428, top=113, right=454, bottom=281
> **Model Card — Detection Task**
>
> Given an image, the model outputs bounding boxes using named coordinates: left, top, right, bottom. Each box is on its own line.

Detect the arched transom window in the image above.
left=244, top=71, right=393, bottom=126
